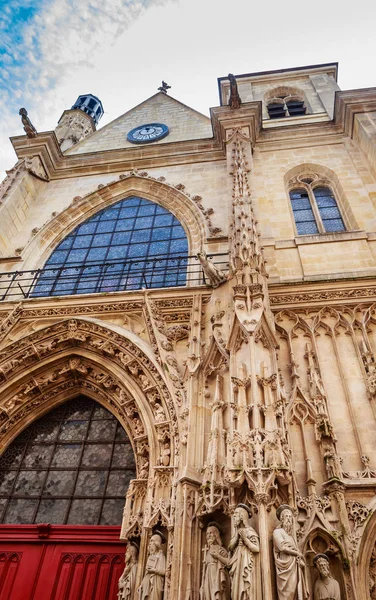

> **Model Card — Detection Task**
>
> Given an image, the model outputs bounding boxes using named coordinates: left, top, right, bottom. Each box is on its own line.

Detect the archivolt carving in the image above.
left=0, top=318, right=178, bottom=469
left=21, top=173, right=209, bottom=270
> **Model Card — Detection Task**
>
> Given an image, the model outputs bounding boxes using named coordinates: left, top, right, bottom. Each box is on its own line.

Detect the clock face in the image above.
left=127, top=123, right=169, bottom=144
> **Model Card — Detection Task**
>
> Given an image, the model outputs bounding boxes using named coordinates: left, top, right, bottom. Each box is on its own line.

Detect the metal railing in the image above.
left=0, top=253, right=229, bottom=302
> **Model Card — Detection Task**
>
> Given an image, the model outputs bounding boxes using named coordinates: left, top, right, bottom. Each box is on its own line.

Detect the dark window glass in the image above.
left=289, top=189, right=318, bottom=235
left=313, top=187, right=345, bottom=232
left=0, top=397, right=136, bottom=525
left=32, top=197, right=188, bottom=297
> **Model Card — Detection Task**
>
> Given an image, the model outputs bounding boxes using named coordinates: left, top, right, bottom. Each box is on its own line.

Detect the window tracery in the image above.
left=0, top=397, right=136, bottom=525
left=33, top=196, right=188, bottom=297
left=288, top=174, right=346, bottom=235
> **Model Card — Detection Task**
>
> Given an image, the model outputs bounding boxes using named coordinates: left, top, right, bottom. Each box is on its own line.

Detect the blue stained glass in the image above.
left=107, top=247, right=125, bottom=260
left=87, top=248, right=107, bottom=262
left=101, top=208, right=120, bottom=220
left=150, top=241, right=170, bottom=254
left=48, top=251, right=68, bottom=264
left=323, top=219, right=345, bottom=232
left=78, top=222, right=97, bottom=235
left=320, top=207, right=341, bottom=219
left=96, top=221, right=115, bottom=233
left=92, top=233, right=112, bottom=247
left=131, top=229, right=151, bottom=243
left=120, top=206, right=138, bottom=218
left=291, top=197, right=311, bottom=210
left=59, top=238, right=73, bottom=250
left=138, top=205, right=157, bottom=216
left=296, top=221, right=319, bottom=235
left=33, top=196, right=188, bottom=297
left=67, top=249, right=88, bottom=262
left=135, top=216, right=154, bottom=229
left=154, top=214, right=173, bottom=226
left=72, top=235, right=92, bottom=249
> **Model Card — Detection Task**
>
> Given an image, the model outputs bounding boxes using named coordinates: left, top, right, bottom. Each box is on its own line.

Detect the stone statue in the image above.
left=197, top=252, right=227, bottom=288
left=313, top=554, right=340, bottom=600
left=228, top=74, right=242, bottom=109
left=228, top=504, right=260, bottom=600
left=19, top=108, right=37, bottom=138
left=200, top=522, right=230, bottom=600
left=273, top=505, right=309, bottom=600
left=118, top=542, right=139, bottom=600
left=138, top=531, right=166, bottom=600
left=323, top=447, right=341, bottom=480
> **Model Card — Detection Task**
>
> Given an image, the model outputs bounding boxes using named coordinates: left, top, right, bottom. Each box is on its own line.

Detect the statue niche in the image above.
left=228, top=504, right=260, bottom=600
left=138, top=531, right=166, bottom=600
left=273, top=504, right=309, bottom=600
left=200, top=522, right=230, bottom=600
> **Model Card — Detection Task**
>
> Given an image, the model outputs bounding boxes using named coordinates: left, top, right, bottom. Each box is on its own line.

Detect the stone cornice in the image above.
left=210, top=102, right=262, bottom=149
left=269, top=278, right=376, bottom=309
left=334, top=88, right=376, bottom=137
left=10, top=131, right=226, bottom=180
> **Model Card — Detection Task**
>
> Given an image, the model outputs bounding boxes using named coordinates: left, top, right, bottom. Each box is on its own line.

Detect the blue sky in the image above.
left=1, top=0, right=376, bottom=178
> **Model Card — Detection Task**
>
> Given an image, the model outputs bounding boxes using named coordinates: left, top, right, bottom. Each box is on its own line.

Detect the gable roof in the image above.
left=66, top=92, right=213, bottom=155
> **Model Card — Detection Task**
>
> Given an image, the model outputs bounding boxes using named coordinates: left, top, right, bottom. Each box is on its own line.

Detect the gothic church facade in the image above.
left=0, top=63, right=376, bottom=599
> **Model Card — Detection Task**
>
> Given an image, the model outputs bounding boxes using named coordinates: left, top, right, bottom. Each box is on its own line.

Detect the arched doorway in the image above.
left=0, top=396, right=136, bottom=599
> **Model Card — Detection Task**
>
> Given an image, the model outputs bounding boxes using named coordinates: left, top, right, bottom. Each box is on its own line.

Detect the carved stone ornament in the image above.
left=138, top=532, right=166, bottom=600
left=228, top=504, right=260, bottom=600
left=228, top=73, right=242, bottom=109
left=273, top=505, right=309, bottom=600
left=200, top=522, right=230, bottom=600
left=117, top=542, right=139, bottom=600
left=25, top=156, right=49, bottom=181
left=313, top=554, right=340, bottom=600
left=19, top=107, right=37, bottom=137
left=197, top=251, right=227, bottom=288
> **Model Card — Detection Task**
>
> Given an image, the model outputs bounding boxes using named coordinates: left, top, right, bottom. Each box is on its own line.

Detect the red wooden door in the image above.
left=0, top=524, right=125, bottom=600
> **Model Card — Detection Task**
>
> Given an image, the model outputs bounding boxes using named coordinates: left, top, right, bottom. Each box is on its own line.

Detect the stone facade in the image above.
left=1, top=62, right=376, bottom=598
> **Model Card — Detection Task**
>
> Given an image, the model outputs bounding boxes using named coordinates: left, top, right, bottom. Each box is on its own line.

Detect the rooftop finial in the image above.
left=228, top=74, right=242, bottom=109
left=158, top=81, right=171, bottom=94
left=19, top=108, right=37, bottom=138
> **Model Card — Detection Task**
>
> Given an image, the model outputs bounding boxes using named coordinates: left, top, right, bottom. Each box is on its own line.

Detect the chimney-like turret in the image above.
left=55, top=94, right=104, bottom=152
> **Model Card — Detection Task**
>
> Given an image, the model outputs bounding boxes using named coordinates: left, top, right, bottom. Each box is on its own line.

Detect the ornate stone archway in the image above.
left=0, top=316, right=180, bottom=595
left=21, top=172, right=209, bottom=270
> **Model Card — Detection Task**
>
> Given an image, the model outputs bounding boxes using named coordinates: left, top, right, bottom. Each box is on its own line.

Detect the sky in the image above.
left=1, top=0, right=376, bottom=179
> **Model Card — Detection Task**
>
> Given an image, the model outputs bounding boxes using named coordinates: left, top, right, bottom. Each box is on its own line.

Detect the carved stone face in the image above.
left=233, top=507, right=247, bottom=528
left=280, top=509, right=293, bottom=531
left=149, top=534, right=162, bottom=554
left=316, top=558, right=330, bottom=578
left=206, top=526, right=220, bottom=546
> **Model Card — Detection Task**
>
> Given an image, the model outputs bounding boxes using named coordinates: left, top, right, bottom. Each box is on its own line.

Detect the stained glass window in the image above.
left=0, top=397, right=136, bottom=525
left=289, top=184, right=346, bottom=235
left=32, top=196, right=188, bottom=297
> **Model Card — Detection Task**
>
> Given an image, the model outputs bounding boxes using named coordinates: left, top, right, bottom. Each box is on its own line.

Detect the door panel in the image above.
left=0, top=525, right=125, bottom=600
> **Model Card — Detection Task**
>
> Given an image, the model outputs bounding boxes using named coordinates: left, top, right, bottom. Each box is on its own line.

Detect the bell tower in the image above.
left=54, top=93, right=104, bottom=151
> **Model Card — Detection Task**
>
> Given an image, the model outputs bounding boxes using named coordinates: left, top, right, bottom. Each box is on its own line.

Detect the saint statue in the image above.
left=138, top=531, right=166, bottom=600
left=200, top=522, right=230, bottom=600
left=313, top=554, right=340, bottom=600
left=228, top=504, right=260, bottom=600
left=273, top=505, right=309, bottom=600
left=118, top=542, right=139, bottom=600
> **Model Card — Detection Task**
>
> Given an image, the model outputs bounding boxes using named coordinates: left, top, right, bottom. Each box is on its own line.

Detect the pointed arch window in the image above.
left=33, top=196, right=188, bottom=297
left=289, top=183, right=346, bottom=235
left=0, top=397, right=136, bottom=525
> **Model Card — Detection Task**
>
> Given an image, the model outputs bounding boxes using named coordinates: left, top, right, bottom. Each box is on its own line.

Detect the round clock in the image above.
left=127, top=123, right=169, bottom=144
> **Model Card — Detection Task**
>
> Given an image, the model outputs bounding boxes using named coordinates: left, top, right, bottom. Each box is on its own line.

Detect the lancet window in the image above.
left=0, top=397, right=136, bottom=525
left=33, top=196, right=188, bottom=297
left=289, top=179, right=346, bottom=235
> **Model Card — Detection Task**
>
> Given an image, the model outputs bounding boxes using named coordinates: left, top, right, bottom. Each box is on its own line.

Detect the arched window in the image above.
left=0, top=397, right=136, bottom=525
left=289, top=182, right=346, bottom=235
left=33, top=196, right=188, bottom=297
left=266, top=87, right=307, bottom=119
